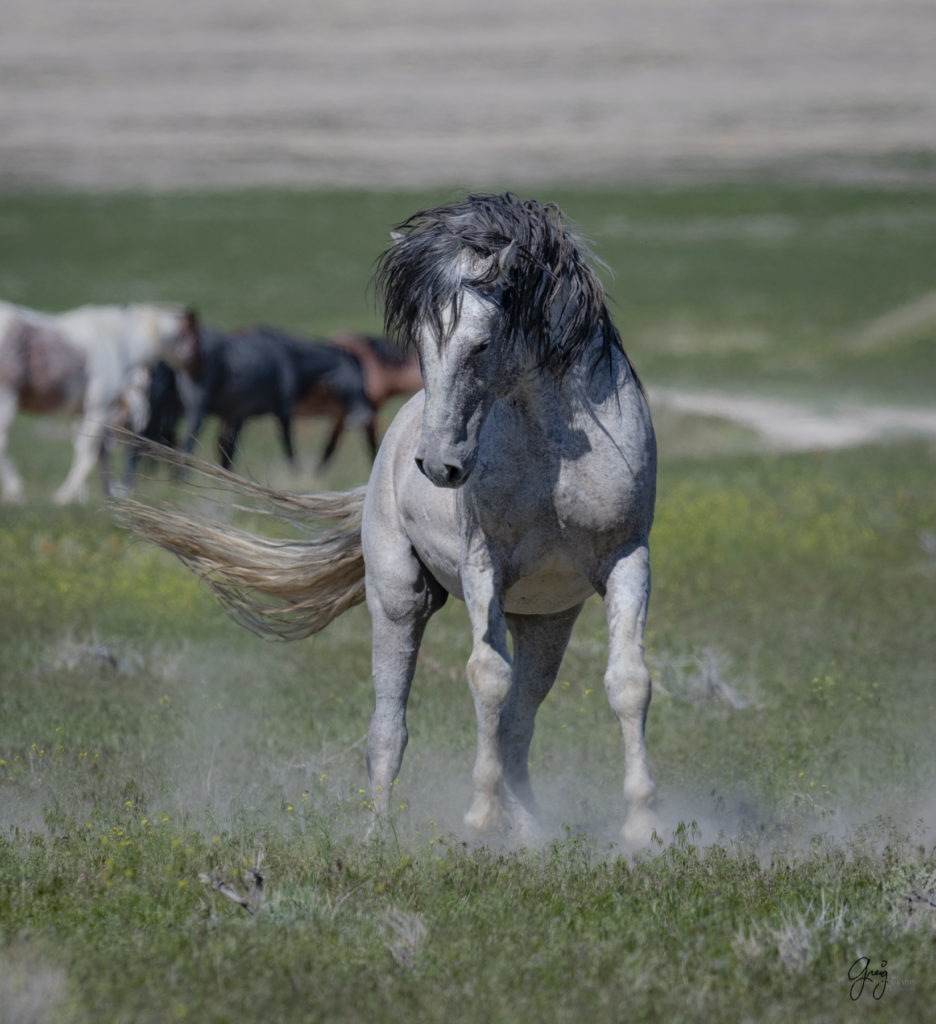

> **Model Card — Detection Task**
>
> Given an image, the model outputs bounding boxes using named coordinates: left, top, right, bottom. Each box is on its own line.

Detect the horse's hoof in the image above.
left=463, top=797, right=503, bottom=834
left=53, top=487, right=84, bottom=505
left=620, top=808, right=659, bottom=848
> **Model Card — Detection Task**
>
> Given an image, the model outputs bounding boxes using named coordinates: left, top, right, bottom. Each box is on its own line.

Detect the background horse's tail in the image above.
left=113, top=448, right=366, bottom=641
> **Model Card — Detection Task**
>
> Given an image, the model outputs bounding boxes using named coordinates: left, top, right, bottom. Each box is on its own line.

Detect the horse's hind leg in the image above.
left=218, top=421, right=241, bottom=470
left=364, top=418, right=378, bottom=460
left=318, top=416, right=345, bottom=470
left=500, top=604, right=583, bottom=832
left=0, top=388, right=24, bottom=502
left=600, top=543, right=658, bottom=845
left=275, top=412, right=296, bottom=467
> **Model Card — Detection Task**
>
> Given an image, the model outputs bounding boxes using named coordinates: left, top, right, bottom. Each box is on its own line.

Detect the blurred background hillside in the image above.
left=3, top=0, right=935, bottom=192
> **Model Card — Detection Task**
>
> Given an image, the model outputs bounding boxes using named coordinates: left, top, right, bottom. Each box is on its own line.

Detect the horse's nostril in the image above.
left=415, top=455, right=466, bottom=487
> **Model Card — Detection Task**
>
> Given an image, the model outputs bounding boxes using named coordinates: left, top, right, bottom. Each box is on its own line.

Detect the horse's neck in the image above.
left=121, top=310, right=163, bottom=364
left=512, top=332, right=628, bottom=423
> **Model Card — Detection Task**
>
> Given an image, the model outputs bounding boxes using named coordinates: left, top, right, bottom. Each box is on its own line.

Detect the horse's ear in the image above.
left=494, top=240, right=518, bottom=279
left=469, top=240, right=518, bottom=285
left=390, top=230, right=405, bottom=244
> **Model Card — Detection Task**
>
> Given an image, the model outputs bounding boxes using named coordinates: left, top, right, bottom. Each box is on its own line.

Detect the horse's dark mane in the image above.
left=374, top=192, right=632, bottom=380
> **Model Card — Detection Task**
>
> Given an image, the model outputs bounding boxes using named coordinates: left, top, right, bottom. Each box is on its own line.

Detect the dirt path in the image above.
left=651, top=388, right=936, bottom=451
left=2, top=0, right=936, bottom=190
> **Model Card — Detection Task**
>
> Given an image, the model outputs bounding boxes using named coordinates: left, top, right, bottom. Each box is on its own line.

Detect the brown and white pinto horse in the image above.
left=0, top=301, right=197, bottom=503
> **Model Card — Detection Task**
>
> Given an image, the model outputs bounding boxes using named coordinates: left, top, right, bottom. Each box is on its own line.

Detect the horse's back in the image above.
left=55, top=305, right=126, bottom=352
left=331, top=333, right=422, bottom=405
left=195, top=328, right=288, bottom=415
left=278, top=334, right=373, bottom=422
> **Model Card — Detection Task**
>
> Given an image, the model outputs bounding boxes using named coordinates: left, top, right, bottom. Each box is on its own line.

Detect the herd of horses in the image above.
left=0, top=299, right=421, bottom=503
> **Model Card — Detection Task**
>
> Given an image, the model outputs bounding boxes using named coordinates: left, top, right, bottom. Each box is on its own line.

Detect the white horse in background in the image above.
left=0, top=302, right=198, bottom=503
left=120, top=194, right=659, bottom=844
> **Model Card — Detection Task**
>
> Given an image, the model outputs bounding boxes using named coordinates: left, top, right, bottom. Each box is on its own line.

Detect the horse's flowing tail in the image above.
left=113, top=448, right=366, bottom=641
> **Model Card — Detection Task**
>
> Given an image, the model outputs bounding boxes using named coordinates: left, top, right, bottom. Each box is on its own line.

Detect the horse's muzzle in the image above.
left=414, top=454, right=472, bottom=488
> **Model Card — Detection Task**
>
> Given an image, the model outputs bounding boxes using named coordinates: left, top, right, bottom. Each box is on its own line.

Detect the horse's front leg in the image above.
left=97, top=426, right=114, bottom=497
left=0, top=388, right=25, bottom=502
left=499, top=604, right=583, bottom=832
left=364, top=530, right=447, bottom=817
left=54, top=414, right=106, bottom=504
left=462, top=557, right=514, bottom=834
left=600, top=542, right=658, bottom=845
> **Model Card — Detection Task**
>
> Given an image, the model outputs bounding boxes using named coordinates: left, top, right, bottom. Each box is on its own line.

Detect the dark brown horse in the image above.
left=139, top=327, right=422, bottom=475
left=179, top=324, right=377, bottom=471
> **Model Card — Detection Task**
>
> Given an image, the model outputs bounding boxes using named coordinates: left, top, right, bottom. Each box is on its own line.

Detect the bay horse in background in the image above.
left=0, top=301, right=197, bottom=503
left=119, top=194, right=658, bottom=845
left=170, top=323, right=377, bottom=472
left=328, top=331, right=422, bottom=458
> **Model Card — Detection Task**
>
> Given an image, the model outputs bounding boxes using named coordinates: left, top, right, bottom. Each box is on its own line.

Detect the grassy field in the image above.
left=1, top=186, right=935, bottom=1022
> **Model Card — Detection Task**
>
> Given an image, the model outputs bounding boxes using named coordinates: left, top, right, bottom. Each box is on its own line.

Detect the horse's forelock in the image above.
left=375, top=193, right=624, bottom=374
left=375, top=220, right=465, bottom=351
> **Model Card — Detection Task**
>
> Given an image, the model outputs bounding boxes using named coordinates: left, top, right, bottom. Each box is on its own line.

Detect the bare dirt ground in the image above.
left=2, top=0, right=936, bottom=192
left=649, top=388, right=936, bottom=452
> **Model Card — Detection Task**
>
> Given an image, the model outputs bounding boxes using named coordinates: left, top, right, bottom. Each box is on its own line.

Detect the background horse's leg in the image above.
left=275, top=411, right=296, bottom=467
left=501, top=604, right=583, bottom=832
left=318, top=415, right=345, bottom=470
left=54, top=414, right=106, bottom=504
left=0, top=389, right=25, bottom=502
left=218, top=421, right=242, bottom=470
left=364, top=418, right=379, bottom=460
left=97, top=425, right=114, bottom=497
left=600, top=543, right=657, bottom=845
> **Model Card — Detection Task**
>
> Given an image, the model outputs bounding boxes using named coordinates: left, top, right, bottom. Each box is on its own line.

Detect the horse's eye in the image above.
left=473, top=282, right=503, bottom=305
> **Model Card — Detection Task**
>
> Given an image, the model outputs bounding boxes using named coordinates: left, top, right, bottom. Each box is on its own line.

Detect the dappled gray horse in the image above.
left=120, top=194, right=658, bottom=843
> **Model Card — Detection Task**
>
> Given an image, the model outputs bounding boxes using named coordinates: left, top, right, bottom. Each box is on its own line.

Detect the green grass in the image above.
left=1, top=185, right=935, bottom=1021
left=2, top=185, right=936, bottom=401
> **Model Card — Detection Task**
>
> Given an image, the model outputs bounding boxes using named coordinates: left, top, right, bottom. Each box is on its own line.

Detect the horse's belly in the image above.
left=504, top=568, right=593, bottom=615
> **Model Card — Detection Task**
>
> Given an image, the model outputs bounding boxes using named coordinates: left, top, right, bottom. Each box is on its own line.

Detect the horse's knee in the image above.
left=604, top=655, right=651, bottom=720
left=467, top=644, right=511, bottom=710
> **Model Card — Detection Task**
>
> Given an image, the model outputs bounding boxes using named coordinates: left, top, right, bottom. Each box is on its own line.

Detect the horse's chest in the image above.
left=471, top=429, right=647, bottom=542
left=463, top=416, right=653, bottom=611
